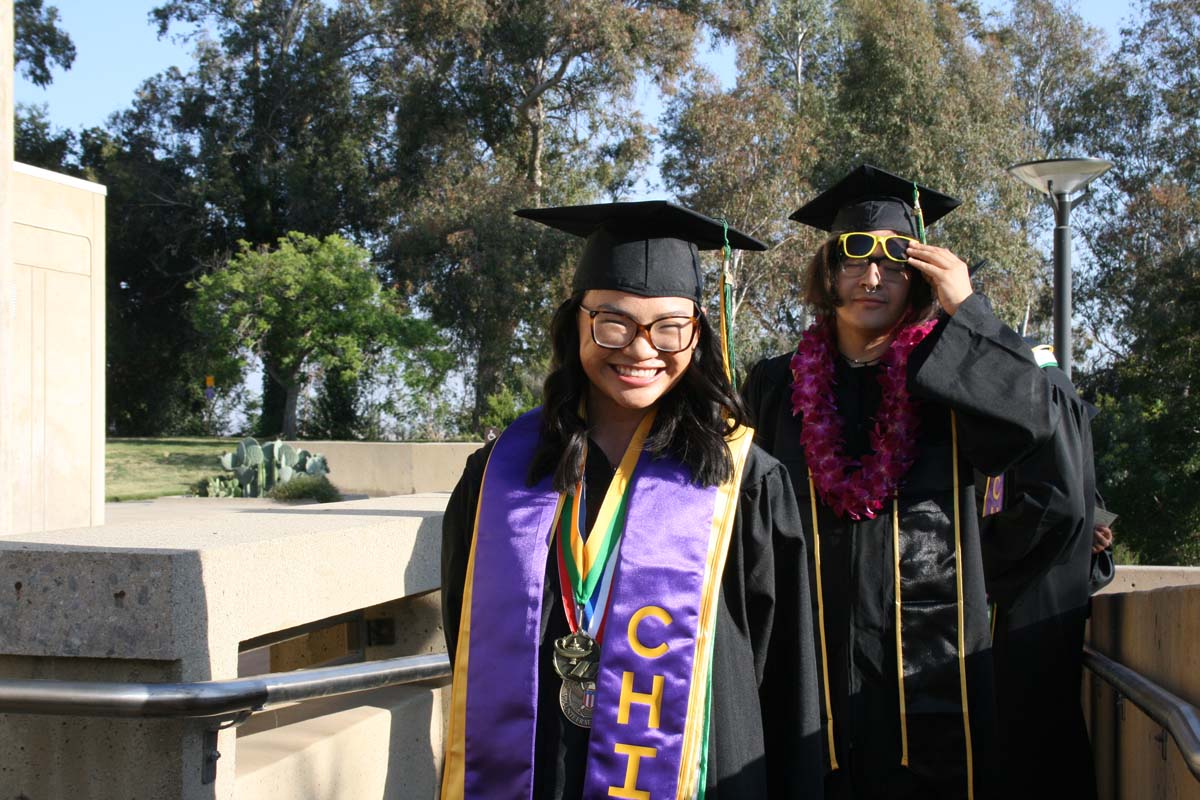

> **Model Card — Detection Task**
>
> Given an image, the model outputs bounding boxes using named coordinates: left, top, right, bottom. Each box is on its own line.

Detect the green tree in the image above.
left=302, top=372, right=364, bottom=441
left=106, top=0, right=397, bottom=433
left=384, top=0, right=704, bottom=428
left=192, top=232, right=439, bottom=439
left=662, top=0, right=1044, bottom=367
left=981, top=0, right=1107, bottom=343
left=76, top=118, right=234, bottom=435
left=1072, top=0, right=1200, bottom=564
left=14, top=103, right=77, bottom=171
left=661, top=1, right=839, bottom=366
left=817, top=0, right=1040, bottom=323
left=14, top=0, right=79, bottom=175
left=14, top=0, right=75, bottom=87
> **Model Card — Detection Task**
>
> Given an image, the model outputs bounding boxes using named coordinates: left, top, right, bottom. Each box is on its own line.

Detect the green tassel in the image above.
left=912, top=182, right=928, bottom=244
left=719, top=219, right=736, bottom=382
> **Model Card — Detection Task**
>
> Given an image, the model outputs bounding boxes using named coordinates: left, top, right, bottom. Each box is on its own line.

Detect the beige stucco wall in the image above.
left=2, top=1, right=16, bottom=535
left=5, top=162, right=106, bottom=534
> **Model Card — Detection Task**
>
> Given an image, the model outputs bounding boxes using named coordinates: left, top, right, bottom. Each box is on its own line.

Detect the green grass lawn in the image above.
left=106, top=437, right=240, bottom=501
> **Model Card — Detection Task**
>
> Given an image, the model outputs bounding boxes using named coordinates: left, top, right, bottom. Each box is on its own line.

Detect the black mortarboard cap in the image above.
left=516, top=201, right=768, bottom=305
left=789, top=164, right=961, bottom=237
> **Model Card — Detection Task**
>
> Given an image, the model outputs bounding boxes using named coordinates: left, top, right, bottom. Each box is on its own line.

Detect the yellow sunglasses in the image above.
left=838, top=232, right=917, bottom=263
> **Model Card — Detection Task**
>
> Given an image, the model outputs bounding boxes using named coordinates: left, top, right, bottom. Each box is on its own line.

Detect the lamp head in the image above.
left=1007, top=157, right=1114, bottom=197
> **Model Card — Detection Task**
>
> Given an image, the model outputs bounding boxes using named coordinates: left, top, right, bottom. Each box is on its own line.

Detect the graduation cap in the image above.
left=515, top=200, right=767, bottom=305
left=789, top=164, right=962, bottom=238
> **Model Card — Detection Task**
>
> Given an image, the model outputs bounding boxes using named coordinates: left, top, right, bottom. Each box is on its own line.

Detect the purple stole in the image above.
left=441, top=409, right=753, bottom=800
left=981, top=474, right=1005, bottom=516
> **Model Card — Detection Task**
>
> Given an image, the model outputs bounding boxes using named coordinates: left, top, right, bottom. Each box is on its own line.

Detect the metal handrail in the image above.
left=1083, top=645, right=1200, bottom=781
left=0, top=652, right=451, bottom=720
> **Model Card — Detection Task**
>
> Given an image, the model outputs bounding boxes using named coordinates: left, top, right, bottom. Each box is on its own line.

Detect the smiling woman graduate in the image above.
left=742, top=166, right=1062, bottom=800
left=440, top=201, right=823, bottom=800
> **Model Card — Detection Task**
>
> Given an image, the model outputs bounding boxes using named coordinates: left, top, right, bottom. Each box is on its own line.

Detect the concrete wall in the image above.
left=1086, top=584, right=1200, bottom=800
left=288, top=440, right=483, bottom=496
left=4, top=162, right=107, bottom=534
left=1096, top=565, right=1200, bottom=596
left=0, top=494, right=451, bottom=799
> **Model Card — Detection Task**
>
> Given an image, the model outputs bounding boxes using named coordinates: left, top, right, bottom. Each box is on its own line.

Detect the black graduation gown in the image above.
left=742, top=294, right=1059, bottom=800
left=978, top=365, right=1097, bottom=800
left=441, top=437, right=824, bottom=799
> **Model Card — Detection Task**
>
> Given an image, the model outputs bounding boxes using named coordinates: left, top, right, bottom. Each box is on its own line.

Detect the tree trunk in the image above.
left=283, top=383, right=301, bottom=439
left=527, top=96, right=545, bottom=205
left=257, top=367, right=287, bottom=437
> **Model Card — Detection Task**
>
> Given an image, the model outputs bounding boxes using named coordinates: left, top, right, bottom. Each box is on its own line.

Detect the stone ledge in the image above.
left=1095, top=564, right=1200, bottom=596
left=0, top=495, right=449, bottom=674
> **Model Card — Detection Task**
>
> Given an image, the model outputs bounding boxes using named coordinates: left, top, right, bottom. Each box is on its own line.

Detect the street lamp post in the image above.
left=1007, top=157, right=1113, bottom=379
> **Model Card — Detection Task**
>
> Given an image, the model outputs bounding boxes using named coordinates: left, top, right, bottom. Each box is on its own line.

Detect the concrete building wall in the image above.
left=2, top=0, right=16, bottom=535
left=0, top=494, right=450, bottom=799
left=288, top=440, right=483, bottom=496
left=5, top=162, right=107, bottom=534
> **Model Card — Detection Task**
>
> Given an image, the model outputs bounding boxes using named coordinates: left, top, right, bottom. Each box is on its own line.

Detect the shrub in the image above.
left=266, top=475, right=342, bottom=503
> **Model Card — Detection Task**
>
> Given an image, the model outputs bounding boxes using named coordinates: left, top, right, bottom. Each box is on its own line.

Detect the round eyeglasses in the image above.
left=838, top=260, right=911, bottom=281
left=580, top=306, right=699, bottom=353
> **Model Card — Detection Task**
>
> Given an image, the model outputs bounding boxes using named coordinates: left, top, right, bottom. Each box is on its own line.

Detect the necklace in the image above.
left=841, top=353, right=881, bottom=368
left=789, top=317, right=936, bottom=520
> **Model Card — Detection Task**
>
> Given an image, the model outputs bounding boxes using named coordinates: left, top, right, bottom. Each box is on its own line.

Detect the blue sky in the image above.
left=16, top=0, right=1138, bottom=195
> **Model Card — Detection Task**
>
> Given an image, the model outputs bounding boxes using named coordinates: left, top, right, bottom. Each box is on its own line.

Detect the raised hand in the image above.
left=905, top=241, right=974, bottom=316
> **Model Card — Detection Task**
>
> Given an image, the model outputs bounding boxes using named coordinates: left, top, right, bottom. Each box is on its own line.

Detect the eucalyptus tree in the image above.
left=815, top=0, right=1039, bottom=323
left=383, top=0, right=706, bottom=427
left=661, top=0, right=1043, bottom=368
left=980, top=0, right=1107, bottom=341
left=1072, top=0, right=1200, bottom=564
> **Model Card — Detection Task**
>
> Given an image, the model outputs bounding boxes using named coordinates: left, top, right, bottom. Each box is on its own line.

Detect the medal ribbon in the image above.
left=557, top=410, right=656, bottom=642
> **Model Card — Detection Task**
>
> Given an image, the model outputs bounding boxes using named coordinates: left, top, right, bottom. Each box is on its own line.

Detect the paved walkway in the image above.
left=104, top=494, right=368, bottom=525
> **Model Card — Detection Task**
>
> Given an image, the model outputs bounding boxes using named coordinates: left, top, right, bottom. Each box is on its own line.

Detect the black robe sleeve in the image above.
left=979, top=367, right=1096, bottom=608
left=734, top=446, right=825, bottom=798
left=979, top=367, right=1099, bottom=800
left=441, top=441, right=494, bottom=665
left=908, top=293, right=1059, bottom=475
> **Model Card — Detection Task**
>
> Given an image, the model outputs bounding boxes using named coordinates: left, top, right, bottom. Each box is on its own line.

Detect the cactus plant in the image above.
left=199, top=437, right=330, bottom=498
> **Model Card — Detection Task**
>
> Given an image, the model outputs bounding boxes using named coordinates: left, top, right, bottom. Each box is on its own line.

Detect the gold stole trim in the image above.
left=951, top=411, right=975, bottom=799
left=893, top=497, right=909, bottom=766
left=806, top=470, right=840, bottom=772
left=440, top=445, right=568, bottom=800
left=675, top=424, right=756, bottom=798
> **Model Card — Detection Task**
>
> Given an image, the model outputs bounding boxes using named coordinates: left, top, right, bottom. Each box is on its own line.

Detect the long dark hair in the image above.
left=529, top=292, right=748, bottom=491
left=803, top=237, right=936, bottom=320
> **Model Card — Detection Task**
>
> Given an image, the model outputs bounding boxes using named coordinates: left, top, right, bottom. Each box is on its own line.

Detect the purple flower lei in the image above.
left=789, top=317, right=937, bottom=520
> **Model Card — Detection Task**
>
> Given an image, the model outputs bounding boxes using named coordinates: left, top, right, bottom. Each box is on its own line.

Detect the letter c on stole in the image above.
left=627, top=606, right=672, bottom=659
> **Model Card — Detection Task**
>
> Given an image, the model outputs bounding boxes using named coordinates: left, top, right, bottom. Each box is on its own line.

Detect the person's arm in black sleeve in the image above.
left=908, top=293, right=1060, bottom=475
left=742, top=450, right=823, bottom=797
left=980, top=370, right=1093, bottom=607
left=740, top=355, right=789, bottom=448
left=441, top=442, right=494, bottom=665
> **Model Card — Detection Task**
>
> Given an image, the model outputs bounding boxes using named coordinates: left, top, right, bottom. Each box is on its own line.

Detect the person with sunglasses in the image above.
left=742, top=165, right=1061, bottom=799
left=440, top=201, right=823, bottom=800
